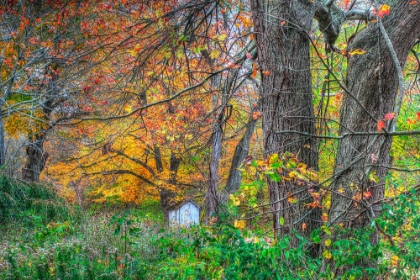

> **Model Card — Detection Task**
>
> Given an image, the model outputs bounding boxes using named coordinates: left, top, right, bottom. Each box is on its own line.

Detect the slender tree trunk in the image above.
left=0, top=115, right=5, bottom=167
left=204, top=49, right=241, bottom=222
left=225, top=98, right=261, bottom=194
left=207, top=122, right=222, bottom=222
left=251, top=0, right=321, bottom=243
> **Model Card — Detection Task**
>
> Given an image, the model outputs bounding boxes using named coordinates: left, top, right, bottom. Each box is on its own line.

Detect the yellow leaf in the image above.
left=325, top=239, right=332, bottom=247
left=289, top=170, right=298, bottom=179
left=217, top=33, right=227, bottom=41
left=210, top=50, right=221, bottom=59
left=234, top=198, right=241, bottom=206
left=348, top=49, right=366, bottom=55
left=269, top=154, right=278, bottom=164
left=234, top=220, right=246, bottom=230
left=323, top=250, right=332, bottom=259
left=391, top=255, right=399, bottom=267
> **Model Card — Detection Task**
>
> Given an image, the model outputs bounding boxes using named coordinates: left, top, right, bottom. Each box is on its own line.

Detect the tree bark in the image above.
left=154, top=145, right=181, bottom=222
left=251, top=0, right=321, bottom=243
left=22, top=66, right=58, bottom=182
left=22, top=134, right=49, bottom=182
left=0, top=115, right=5, bottom=167
left=329, top=0, right=420, bottom=247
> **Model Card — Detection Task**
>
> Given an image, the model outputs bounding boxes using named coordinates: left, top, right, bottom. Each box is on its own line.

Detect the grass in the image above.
left=0, top=175, right=418, bottom=279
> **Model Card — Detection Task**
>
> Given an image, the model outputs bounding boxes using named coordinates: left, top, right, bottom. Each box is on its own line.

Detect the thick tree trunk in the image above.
left=154, top=146, right=181, bottom=222
left=329, top=0, right=420, bottom=251
left=22, top=134, right=49, bottom=182
left=22, top=66, right=58, bottom=182
left=251, top=0, right=321, bottom=242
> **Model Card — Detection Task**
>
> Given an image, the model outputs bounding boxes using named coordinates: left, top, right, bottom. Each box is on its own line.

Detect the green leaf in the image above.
left=269, top=173, right=281, bottom=182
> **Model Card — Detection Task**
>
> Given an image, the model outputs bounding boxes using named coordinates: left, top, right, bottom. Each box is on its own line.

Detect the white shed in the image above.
left=168, top=199, right=200, bottom=227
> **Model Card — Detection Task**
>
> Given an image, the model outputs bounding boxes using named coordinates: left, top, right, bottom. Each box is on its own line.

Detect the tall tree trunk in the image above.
left=154, top=145, right=181, bottom=222
left=251, top=0, right=321, bottom=242
left=22, top=66, right=58, bottom=182
left=329, top=0, right=420, bottom=255
left=225, top=98, right=261, bottom=194
left=206, top=122, right=222, bottom=222
left=204, top=48, right=243, bottom=222
left=0, top=115, right=5, bottom=167
left=22, top=134, right=49, bottom=182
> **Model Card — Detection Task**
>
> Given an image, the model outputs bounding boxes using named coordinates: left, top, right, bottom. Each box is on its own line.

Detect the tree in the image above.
left=250, top=0, right=321, bottom=241
left=329, top=0, right=420, bottom=243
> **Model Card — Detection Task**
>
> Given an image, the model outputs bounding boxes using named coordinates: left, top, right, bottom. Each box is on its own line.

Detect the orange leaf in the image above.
left=377, top=120, right=385, bottom=132
left=287, top=192, right=298, bottom=204
left=363, top=191, right=372, bottom=200
left=378, top=4, right=391, bottom=18
left=252, top=68, right=258, bottom=78
left=252, top=111, right=262, bottom=120
left=263, top=70, right=270, bottom=76
left=302, top=222, right=307, bottom=232
left=344, top=0, right=350, bottom=8
left=407, top=118, right=415, bottom=124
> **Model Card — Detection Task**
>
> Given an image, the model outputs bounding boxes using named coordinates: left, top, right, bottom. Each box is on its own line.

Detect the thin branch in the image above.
left=274, top=129, right=420, bottom=139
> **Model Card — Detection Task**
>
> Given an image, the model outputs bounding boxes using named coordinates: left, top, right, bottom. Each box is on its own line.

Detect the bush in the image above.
left=0, top=175, right=71, bottom=226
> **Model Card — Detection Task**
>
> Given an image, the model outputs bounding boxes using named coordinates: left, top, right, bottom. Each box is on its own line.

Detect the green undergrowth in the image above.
left=0, top=176, right=418, bottom=279
left=0, top=175, right=72, bottom=226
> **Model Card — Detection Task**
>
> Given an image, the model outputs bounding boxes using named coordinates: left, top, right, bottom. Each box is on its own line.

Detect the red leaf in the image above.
left=417, top=112, right=420, bottom=120
left=377, top=120, right=385, bottom=132
left=246, top=52, right=252, bottom=59
left=384, top=113, right=395, bottom=120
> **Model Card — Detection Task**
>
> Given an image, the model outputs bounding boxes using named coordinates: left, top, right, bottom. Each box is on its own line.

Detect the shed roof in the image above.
left=168, top=199, right=201, bottom=211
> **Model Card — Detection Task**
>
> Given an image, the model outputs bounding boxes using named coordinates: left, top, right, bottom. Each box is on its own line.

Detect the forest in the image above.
left=0, top=0, right=419, bottom=279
